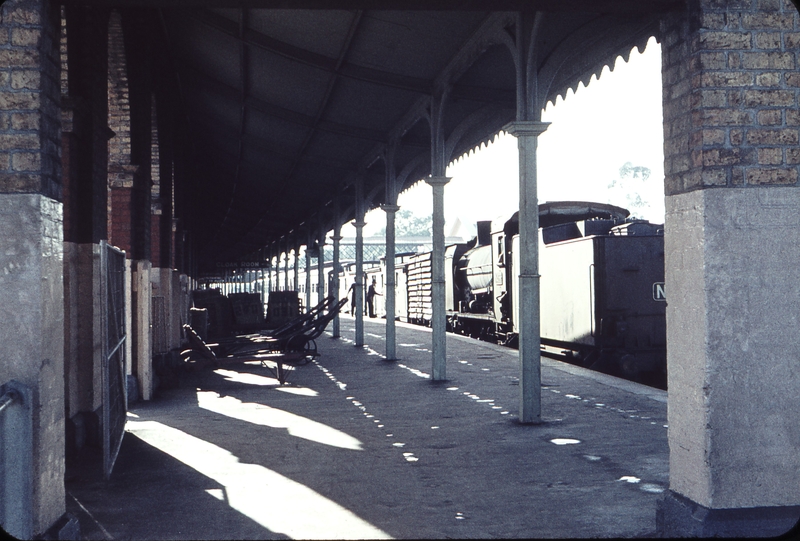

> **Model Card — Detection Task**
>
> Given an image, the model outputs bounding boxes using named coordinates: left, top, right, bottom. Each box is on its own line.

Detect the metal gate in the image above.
left=101, top=241, right=127, bottom=479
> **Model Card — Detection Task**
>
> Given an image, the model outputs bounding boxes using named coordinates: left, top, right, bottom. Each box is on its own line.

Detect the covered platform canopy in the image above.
left=8, top=1, right=800, bottom=538
left=101, top=0, right=681, bottom=272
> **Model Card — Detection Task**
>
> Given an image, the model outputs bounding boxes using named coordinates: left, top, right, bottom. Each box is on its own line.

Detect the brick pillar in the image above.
left=107, top=11, right=145, bottom=408
left=0, top=0, right=67, bottom=538
left=60, top=3, right=112, bottom=477
left=149, top=97, right=165, bottom=269
left=657, top=0, right=800, bottom=536
left=108, top=172, right=135, bottom=250
left=108, top=9, right=155, bottom=402
left=150, top=211, right=161, bottom=267
left=107, top=9, right=136, bottom=254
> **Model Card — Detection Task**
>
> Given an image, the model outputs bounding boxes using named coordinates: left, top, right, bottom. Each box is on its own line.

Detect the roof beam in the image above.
left=70, top=1, right=686, bottom=13
left=190, top=10, right=432, bottom=93
left=178, top=64, right=389, bottom=142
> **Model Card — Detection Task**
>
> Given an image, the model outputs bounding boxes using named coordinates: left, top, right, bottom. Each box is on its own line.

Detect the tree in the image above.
left=376, top=209, right=432, bottom=237
left=607, top=162, right=655, bottom=219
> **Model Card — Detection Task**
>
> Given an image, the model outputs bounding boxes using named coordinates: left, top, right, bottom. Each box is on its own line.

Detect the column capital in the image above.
left=380, top=204, right=400, bottom=213
left=503, top=121, right=550, bottom=137
left=425, top=175, right=451, bottom=187
left=352, top=220, right=366, bottom=228
left=330, top=235, right=343, bottom=241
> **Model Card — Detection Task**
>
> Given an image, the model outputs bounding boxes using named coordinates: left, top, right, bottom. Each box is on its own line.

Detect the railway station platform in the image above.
left=65, top=316, right=671, bottom=539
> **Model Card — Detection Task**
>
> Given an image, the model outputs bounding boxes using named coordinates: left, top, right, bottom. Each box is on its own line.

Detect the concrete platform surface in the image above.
left=66, top=316, right=670, bottom=539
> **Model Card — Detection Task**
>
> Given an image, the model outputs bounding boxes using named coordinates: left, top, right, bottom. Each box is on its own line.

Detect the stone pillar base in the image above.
left=40, top=512, right=80, bottom=541
left=656, top=490, right=800, bottom=538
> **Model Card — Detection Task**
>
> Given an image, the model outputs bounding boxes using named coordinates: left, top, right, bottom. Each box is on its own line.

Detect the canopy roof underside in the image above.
left=110, top=1, right=679, bottom=270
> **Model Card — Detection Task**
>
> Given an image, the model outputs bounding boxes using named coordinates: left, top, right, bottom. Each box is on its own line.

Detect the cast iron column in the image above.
left=354, top=178, right=366, bottom=346
left=382, top=203, right=399, bottom=361
left=504, top=120, right=549, bottom=424
left=317, top=227, right=326, bottom=306
left=293, top=241, right=300, bottom=292
left=425, top=175, right=450, bottom=380
left=268, top=254, right=272, bottom=296
left=283, top=241, right=289, bottom=291
left=305, top=233, right=312, bottom=313
left=331, top=229, right=342, bottom=338
left=353, top=218, right=365, bottom=346
left=331, top=204, right=343, bottom=338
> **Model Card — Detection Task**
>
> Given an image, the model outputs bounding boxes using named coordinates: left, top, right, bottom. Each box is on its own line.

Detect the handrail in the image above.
left=0, top=388, right=20, bottom=415
left=0, top=380, right=32, bottom=539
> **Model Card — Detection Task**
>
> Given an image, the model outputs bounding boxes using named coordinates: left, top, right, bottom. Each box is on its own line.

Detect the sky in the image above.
left=352, top=35, right=665, bottom=239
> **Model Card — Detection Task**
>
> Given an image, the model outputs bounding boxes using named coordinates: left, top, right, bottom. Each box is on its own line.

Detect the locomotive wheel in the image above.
left=582, top=350, right=601, bottom=369
left=588, top=351, right=618, bottom=377
left=620, top=353, right=638, bottom=378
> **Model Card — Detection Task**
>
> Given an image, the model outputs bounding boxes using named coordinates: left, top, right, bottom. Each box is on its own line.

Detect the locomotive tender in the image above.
left=399, top=201, right=667, bottom=389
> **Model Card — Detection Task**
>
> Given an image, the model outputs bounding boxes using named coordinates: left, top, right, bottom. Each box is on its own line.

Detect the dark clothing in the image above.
left=348, top=283, right=356, bottom=315
left=366, top=284, right=379, bottom=318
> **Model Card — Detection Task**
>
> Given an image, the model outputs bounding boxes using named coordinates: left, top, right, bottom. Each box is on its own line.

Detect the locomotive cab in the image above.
left=490, top=215, right=516, bottom=327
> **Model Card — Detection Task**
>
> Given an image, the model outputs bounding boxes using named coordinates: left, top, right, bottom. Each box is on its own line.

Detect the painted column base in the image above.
left=126, top=374, right=139, bottom=405
left=656, top=490, right=800, bottom=538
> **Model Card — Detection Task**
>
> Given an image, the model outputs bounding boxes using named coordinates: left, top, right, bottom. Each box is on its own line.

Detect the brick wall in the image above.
left=150, top=211, right=161, bottom=268
left=661, top=0, right=800, bottom=195
left=661, top=0, right=800, bottom=516
left=109, top=183, right=132, bottom=252
left=0, top=1, right=65, bottom=535
left=107, top=10, right=130, bottom=173
left=107, top=9, right=137, bottom=255
left=0, top=0, right=61, bottom=200
left=150, top=96, right=163, bottom=268
left=119, top=10, right=153, bottom=261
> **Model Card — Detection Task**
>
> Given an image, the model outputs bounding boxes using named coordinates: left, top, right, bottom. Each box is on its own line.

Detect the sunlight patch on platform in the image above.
left=276, top=386, right=319, bottom=397
left=214, top=368, right=280, bottom=386
left=127, top=420, right=391, bottom=540
left=197, top=391, right=362, bottom=450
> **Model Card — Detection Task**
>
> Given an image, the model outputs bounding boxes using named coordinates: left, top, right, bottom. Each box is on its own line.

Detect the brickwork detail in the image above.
left=107, top=9, right=137, bottom=256
left=150, top=96, right=162, bottom=267
left=109, top=184, right=132, bottom=253
left=661, top=0, right=800, bottom=195
left=150, top=212, right=161, bottom=268
left=107, top=10, right=131, bottom=178
left=0, top=0, right=61, bottom=199
left=150, top=97, right=159, bottom=191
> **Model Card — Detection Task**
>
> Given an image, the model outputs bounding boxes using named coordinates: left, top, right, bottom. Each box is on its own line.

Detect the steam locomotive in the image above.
left=277, top=201, right=664, bottom=388
left=363, top=201, right=667, bottom=389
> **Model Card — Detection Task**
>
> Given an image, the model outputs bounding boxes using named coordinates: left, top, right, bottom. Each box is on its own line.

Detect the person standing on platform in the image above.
left=366, top=278, right=381, bottom=318
left=348, top=280, right=356, bottom=315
